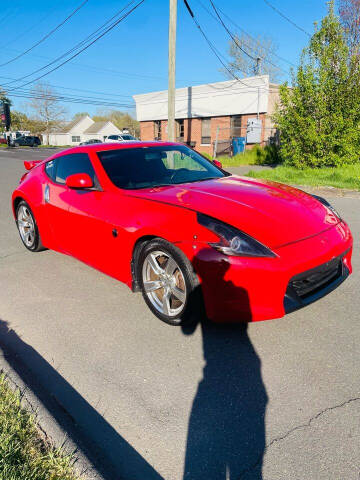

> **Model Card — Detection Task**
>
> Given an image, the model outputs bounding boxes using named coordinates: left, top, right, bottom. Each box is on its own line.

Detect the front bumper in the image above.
left=284, top=250, right=350, bottom=314
left=191, top=221, right=353, bottom=323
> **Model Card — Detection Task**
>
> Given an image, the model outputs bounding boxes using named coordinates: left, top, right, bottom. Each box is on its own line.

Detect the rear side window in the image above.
left=55, top=153, right=96, bottom=184
left=45, top=160, right=56, bottom=180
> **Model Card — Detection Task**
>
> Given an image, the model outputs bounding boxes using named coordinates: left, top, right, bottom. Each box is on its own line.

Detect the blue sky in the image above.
left=0, top=0, right=329, bottom=118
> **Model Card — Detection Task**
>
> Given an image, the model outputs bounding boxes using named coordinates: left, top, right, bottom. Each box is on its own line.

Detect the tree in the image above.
left=274, top=1, right=360, bottom=168
left=27, top=83, right=66, bottom=144
left=92, top=109, right=140, bottom=137
left=225, top=33, right=283, bottom=83
left=73, top=111, right=90, bottom=120
left=0, top=88, right=9, bottom=103
left=339, top=0, right=360, bottom=56
left=9, top=110, right=30, bottom=131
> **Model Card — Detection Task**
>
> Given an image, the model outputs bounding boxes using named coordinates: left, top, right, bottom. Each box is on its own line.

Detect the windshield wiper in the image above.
left=148, top=177, right=221, bottom=189
left=184, top=177, right=219, bottom=183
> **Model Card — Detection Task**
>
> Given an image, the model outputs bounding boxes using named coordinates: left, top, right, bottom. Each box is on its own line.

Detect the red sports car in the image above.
left=12, top=142, right=353, bottom=325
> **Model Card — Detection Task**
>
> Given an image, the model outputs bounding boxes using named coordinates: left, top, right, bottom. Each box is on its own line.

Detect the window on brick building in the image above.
left=154, top=121, right=161, bottom=140
left=176, top=119, right=184, bottom=142
left=231, top=115, right=242, bottom=137
left=201, top=118, right=211, bottom=145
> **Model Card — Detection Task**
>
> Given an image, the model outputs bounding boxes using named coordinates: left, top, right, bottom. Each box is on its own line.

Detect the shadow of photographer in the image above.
left=182, top=256, right=268, bottom=479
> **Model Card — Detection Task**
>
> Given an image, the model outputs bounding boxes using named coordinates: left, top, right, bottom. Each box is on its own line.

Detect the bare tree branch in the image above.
left=339, top=0, right=360, bottom=56
left=224, top=33, right=284, bottom=83
left=27, top=83, right=66, bottom=145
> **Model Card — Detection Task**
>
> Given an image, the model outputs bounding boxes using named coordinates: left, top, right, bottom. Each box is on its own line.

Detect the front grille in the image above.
left=290, top=257, right=342, bottom=298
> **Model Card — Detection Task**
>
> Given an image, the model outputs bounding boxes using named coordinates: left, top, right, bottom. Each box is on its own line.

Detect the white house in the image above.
left=43, top=115, right=121, bottom=146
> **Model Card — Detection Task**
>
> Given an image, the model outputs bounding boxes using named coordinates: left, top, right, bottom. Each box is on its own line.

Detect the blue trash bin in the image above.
left=232, top=137, right=246, bottom=155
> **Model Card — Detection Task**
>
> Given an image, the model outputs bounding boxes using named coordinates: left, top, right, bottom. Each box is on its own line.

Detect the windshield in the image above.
left=121, top=134, right=135, bottom=140
left=97, top=145, right=225, bottom=190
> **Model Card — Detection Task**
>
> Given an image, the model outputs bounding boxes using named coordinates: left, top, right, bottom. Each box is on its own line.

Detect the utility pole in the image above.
left=168, top=0, right=177, bottom=142
left=255, top=58, right=261, bottom=120
left=255, top=57, right=261, bottom=76
left=213, top=126, right=219, bottom=158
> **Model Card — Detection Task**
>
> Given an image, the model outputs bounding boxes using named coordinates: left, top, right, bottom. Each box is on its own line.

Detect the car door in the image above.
left=55, top=152, right=117, bottom=272
left=42, top=156, right=73, bottom=252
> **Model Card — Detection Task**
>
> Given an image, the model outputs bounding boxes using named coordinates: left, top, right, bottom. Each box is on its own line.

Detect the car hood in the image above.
left=130, top=175, right=340, bottom=248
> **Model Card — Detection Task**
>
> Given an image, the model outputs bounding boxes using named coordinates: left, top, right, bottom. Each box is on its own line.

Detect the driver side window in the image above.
left=54, top=153, right=97, bottom=185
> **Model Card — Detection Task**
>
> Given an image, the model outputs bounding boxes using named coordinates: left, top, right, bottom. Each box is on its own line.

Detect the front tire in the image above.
left=16, top=200, right=46, bottom=252
left=137, top=238, right=201, bottom=325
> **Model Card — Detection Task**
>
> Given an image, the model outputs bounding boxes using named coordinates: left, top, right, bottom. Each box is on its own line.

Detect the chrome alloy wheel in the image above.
left=17, top=205, right=35, bottom=247
left=142, top=250, right=187, bottom=317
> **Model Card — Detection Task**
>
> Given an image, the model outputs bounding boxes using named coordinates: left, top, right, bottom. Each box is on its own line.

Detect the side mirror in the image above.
left=66, top=173, right=93, bottom=189
left=213, top=159, right=223, bottom=169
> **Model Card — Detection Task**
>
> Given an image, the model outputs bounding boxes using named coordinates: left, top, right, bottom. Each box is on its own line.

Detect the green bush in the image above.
left=253, top=144, right=281, bottom=165
left=274, top=2, right=360, bottom=168
left=200, top=152, right=213, bottom=161
left=217, top=145, right=281, bottom=167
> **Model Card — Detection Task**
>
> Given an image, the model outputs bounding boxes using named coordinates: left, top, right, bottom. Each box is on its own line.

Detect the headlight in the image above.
left=197, top=213, right=276, bottom=258
left=311, top=195, right=341, bottom=220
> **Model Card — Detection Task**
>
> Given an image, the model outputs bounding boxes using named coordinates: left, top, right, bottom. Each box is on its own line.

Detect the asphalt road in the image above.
left=0, top=147, right=359, bottom=480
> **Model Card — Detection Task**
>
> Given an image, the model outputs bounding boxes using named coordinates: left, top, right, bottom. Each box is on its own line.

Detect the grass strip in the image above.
left=0, top=374, right=80, bottom=480
left=245, top=164, right=360, bottom=191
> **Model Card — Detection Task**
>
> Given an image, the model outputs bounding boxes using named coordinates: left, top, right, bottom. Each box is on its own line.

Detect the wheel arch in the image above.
left=130, top=234, right=201, bottom=293
left=12, top=195, right=25, bottom=217
left=131, top=235, right=158, bottom=291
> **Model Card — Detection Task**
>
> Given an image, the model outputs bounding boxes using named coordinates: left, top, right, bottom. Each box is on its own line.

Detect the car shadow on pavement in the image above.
left=181, top=259, right=268, bottom=479
left=0, top=319, right=164, bottom=480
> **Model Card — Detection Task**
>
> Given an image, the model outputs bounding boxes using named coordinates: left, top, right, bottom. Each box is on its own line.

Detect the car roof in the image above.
left=49, top=141, right=181, bottom=158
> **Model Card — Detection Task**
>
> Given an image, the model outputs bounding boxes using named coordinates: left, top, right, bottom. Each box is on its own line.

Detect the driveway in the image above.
left=0, top=148, right=359, bottom=480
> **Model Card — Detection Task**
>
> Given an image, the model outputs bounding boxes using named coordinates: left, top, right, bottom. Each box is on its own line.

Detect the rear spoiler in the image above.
left=24, top=160, right=41, bottom=171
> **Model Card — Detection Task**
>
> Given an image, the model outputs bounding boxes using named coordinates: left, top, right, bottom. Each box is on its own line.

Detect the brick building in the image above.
left=133, top=75, right=280, bottom=156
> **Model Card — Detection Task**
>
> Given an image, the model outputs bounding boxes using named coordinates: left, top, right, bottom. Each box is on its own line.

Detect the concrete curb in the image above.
left=0, top=349, right=103, bottom=480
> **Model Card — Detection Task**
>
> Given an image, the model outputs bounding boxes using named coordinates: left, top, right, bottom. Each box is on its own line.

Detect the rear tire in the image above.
left=137, top=238, right=201, bottom=325
left=16, top=200, right=46, bottom=252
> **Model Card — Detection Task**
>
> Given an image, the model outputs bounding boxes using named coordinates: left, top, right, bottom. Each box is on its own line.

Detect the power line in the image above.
left=0, top=8, right=14, bottom=27
left=7, top=89, right=134, bottom=109
left=209, top=0, right=290, bottom=76
left=0, top=6, right=20, bottom=29
left=0, top=2, right=62, bottom=50
left=13, top=86, right=134, bottom=106
left=197, top=0, right=296, bottom=69
left=0, top=0, right=90, bottom=67
left=183, top=0, right=266, bottom=88
left=4, top=0, right=146, bottom=93
left=1, top=0, right=140, bottom=89
left=0, top=43, right=166, bottom=81
left=208, top=0, right=258, bottom=62
left=0, top=74, right=132, bottom=99
left=8, top=94, right=133, bottom=109
left=263, top=0, right=311, bottom=37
